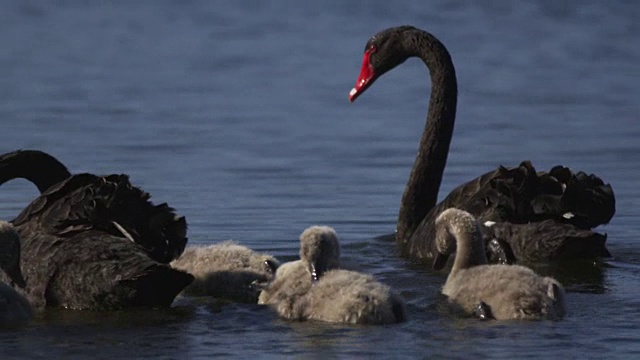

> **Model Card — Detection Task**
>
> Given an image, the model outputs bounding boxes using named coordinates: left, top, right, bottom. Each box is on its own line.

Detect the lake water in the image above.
left=1, top=0, right=639, bottom=358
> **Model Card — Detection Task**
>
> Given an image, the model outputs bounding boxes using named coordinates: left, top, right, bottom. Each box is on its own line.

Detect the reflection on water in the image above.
left=1, top=0, right=640, bottom=358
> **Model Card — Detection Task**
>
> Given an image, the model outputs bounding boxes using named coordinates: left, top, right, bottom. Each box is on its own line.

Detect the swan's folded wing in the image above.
left=12, top=173, right=188, bottom=264
left=12, top=173, right=105, bottom=230
left=404, top=161, right=614, bottom=263
left=480, top=220, right=609, bottom=263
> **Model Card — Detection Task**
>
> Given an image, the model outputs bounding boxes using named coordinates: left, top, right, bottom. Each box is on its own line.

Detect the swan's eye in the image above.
left=362, top=46, right=377, bottom=67
left=364, top=37, right=374, bottom=52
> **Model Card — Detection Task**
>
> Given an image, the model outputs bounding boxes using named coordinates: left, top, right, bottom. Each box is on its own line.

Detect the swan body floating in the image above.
left=0, top=150, right=193, bottom=310
left=0, top=149, right=188, bottom=264
left=349, top=26, right=615, bottom=264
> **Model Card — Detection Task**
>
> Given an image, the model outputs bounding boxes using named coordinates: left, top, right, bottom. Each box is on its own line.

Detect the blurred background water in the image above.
left=0, top=0, right=639, bottom=358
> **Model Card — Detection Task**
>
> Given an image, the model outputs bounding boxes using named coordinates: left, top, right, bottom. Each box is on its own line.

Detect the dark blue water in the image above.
left=1, top=0, right=639, bottom=358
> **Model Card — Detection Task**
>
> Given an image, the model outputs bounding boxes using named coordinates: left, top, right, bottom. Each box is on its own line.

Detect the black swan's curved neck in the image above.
left=0, top=150, right=71, bottom=193
left=396, top=30, right=458, bottom=243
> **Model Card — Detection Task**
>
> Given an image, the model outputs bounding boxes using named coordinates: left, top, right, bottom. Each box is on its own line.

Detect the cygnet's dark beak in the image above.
left=250, top=279, right=269, bottom=291
left=310, top=264, right=320, bottom=283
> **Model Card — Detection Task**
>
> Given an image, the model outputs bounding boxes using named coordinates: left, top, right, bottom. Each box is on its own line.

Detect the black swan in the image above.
left=258, top=226, right=406, bottom=324
left=0, top=220, right=34, bottom=326
left=434, top=208, right=565, bottom=320
left=348, top=26, right=615, bottom=264
left=0, top=149, right=188, bottom=264
left=0, top=149, right=194, bottom=310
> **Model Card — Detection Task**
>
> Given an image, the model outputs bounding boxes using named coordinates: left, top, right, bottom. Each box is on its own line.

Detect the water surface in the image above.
left=1, top=1, right=639, bottom=358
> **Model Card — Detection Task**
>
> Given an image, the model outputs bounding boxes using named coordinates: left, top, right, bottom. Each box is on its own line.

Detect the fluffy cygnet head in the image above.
left=433, top=208, right=487, bottom=271
left=299, top=225, right=341, bottom=282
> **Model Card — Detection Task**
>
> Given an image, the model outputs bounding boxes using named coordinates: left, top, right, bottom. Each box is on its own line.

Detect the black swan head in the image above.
left=349, top=25, right=420, bottom=102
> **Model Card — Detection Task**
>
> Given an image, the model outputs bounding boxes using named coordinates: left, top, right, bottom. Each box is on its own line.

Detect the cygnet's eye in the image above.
left=263, top=259, right=279, bottom=274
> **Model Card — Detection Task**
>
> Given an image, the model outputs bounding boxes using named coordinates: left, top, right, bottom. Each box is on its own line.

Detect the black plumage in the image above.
left=0, top=149, right=193, bottom=310
left=349, top=26, right=615, bottom=264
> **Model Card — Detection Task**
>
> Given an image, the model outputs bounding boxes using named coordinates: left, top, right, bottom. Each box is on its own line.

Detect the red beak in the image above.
left=349, top=48, right=376, bottom=102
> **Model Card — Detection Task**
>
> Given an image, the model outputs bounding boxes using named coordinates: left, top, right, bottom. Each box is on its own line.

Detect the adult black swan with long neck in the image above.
left=0, top=149, right=187, bottom=264
left=0, top=149, right=193, bottom=310
left=349, top=26, right=615, bottom=264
